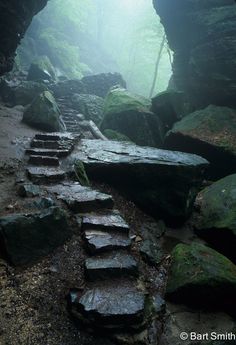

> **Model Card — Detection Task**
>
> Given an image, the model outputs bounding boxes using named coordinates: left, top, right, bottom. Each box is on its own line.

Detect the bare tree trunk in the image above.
left=149, top=34, right=166, bottom=98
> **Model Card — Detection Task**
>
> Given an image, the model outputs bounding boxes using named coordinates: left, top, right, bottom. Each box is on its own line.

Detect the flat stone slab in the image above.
left=72, top=283, right=146, bottom=328
left=72, top=139, right=209, bottom=223
left=85, top=251, right=138, bottom=280
left=82, top=210, right=129, bottom=235
left=28, top=155, right=60, bottom=167
left=26, top=148, right=70, bottom=158
left=27, top=167, right=66, bottom=184
left=84, top=230, right=131, bottom=254
left=46, top=182, right=114, bottom=212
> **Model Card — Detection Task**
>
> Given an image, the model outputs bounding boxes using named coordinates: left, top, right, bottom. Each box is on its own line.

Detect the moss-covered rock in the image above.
left=100, top=88, right=164, bottom=147
left=14, top=81, right=49, bottom=105
left=27, top=55, right=56, bottom=82
left=23, top=91, right=65, bottom=132
left=71, top=93, right=104, bottom=126
left=195, top=174, right=236, bottom=263
left=103, top=129, right=132, bottom=142
left=74, top=160, right=90, bottom=187
left=166, top=243, right=236, bottom=313
left=165, top=105, right=236, bottom=179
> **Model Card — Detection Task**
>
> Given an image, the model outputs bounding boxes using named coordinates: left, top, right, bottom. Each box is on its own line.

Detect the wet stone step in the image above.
left=30, top=139, right=74, bottom=151
left=84, top=229, right=131, bottom=254
left=46, top=182, right=114, bottom=212
left=35, top=132, right=74, bottom=141
left=85, top=251, right=138, bottom=280
left=69, top=283, right=146, bottom=330
left=82, top=210, right=129, bottom=235
left=26, top=148, right=70, bottom=158
left=27, top=167, right=66, bottom=184
left=28, top=155, right=60, bottom=167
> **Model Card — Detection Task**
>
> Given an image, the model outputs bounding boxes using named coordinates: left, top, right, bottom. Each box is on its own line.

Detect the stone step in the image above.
left=28, top=155, right=60, bottom=167
left=30, top=139, right=74, bottom=151
left=82, top=210, right=130, bottom=235
left=85, top=251, right=138, bottom=280
left=26, top=148, right=70, bottom=158
left=27, top=167, right=66, bottom=184
left=35, top=133, right=74, bottom=141
left=69, top=282, right=146, bottom=330
left=46, top=182, right=114, bottom=213
left=84, top=229, right=131, bottom=254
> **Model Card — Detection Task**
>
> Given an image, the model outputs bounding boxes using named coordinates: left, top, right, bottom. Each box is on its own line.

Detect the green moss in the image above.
left=103, top=129, right=132, bottom=142
left=170, top=105, right=236, bottom=154
left=74, top=160, right=90, bottom=187
left=167, top=242, right=236, bottom=294
left=103, top=88, right=151, bottom=116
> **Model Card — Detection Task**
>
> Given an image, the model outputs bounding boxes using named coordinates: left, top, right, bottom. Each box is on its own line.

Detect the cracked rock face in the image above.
left=154, top=0, right=236, bottom=108
left=0, top=0, right=48, bottom=75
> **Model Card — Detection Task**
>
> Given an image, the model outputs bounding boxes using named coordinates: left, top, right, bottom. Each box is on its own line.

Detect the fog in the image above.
left=18, top=0, right=172, bottom=97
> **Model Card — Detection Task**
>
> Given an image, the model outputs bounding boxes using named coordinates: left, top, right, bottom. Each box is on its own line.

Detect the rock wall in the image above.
left=153, top=0, right=236, bottom=108
left=0, top=0, right=48, bottom=75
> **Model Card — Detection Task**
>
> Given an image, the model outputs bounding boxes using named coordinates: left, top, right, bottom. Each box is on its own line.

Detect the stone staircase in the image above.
left=24, top=131, right=151, bottom=343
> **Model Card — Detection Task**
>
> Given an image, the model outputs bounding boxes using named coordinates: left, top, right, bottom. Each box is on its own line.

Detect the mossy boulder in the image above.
left=164, top=105, right=236, bottom=179
left=14, top=81, right=49, bottom=105
left=166, top=243, right=236, bottom=313
left=23, top=91, right=65, bottom=132
left=27, top=55, right=56, bottom=82
left=195, top=174, right=236, bottom=263
left=100, top=88, right=164, bottom=147
left=103, top=129, right=132, bottom=142
left=71, top=93, right=104, bottom=126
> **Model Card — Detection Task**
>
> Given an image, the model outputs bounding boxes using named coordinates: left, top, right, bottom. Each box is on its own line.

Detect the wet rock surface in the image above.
left=72, top=139, right=208, bottom=223
left=46, top=182, right=114, bottom=213
left=85, top=251, right=138, bottom=280
left=165, top=105, right=236, bottom=179
left=0, top=206, right=71, bottom=265
left=70, top=282, right=146, bottom=330
left=83, top=229, right=132, bottom=255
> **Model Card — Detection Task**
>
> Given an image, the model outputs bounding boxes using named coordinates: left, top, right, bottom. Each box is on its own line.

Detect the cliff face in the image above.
left=0, top=0, right=48, bottom=75
left=153, top=0, right=236, bottom=108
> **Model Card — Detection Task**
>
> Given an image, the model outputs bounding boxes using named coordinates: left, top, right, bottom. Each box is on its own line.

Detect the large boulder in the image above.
left=100, top=88, right=164, bottom=147
left=154, top=0, right=236, bottom=108
left=166, top=243, right=236, bottom=314
left=71, top=139, right=209, bottom=224
left=71, top=93, right=104, bottom=125
left=27, top=55, right=56, bottom=82
left=0, top=206, right=71, bottom=265
left=195, top=174, right=236, bottom=263
left=23, top=91, right=65, bottom=132
left=164, top=105, right=236, bottom=179
left=81, top=72, right=126, bottom=98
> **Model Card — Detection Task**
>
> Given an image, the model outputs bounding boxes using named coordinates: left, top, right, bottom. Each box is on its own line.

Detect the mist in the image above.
left=17, top=0, right=172, bottom=97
